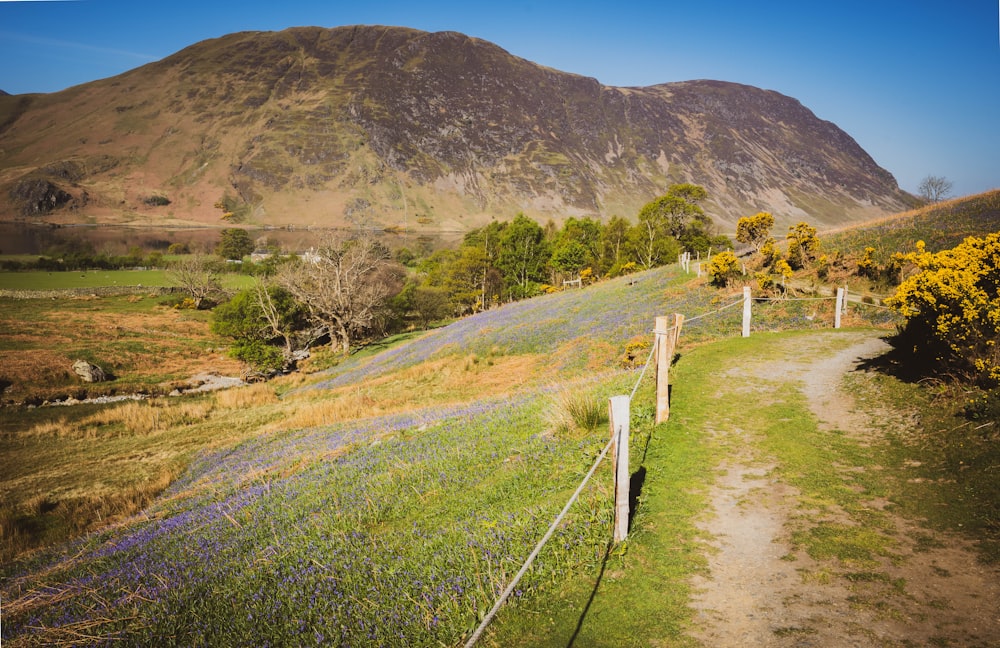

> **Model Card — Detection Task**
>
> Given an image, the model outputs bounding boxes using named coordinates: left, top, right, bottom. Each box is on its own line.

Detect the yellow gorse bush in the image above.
left=885, top=233, right=1000, bottom=383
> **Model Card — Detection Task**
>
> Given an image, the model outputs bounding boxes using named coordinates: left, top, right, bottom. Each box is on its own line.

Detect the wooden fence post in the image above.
left=655, top=314, right=684, bottom=424
left=835, top=287, right=845, bottom=329
left=609, top=395, right=631, bottom=543
left=742, top=286, right=752, bottom=337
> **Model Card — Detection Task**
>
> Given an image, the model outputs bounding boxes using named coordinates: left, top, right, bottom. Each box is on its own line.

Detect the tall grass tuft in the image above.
left=548, top=388, right=608, bottom=438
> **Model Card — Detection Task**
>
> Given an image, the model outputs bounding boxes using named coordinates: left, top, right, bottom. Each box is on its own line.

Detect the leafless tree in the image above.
left=276, top=234, right=403, bottom=354
left=917, top=175, right=953, bottom=203
left=167, top=254, right=224, bottom=308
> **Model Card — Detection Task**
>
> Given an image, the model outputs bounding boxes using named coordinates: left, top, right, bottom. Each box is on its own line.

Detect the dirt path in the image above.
left=688, top=331, right=1000, bottom=647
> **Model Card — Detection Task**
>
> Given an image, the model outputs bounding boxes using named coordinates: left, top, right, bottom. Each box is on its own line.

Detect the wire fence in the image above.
left=463, top=285, right=901, bottom=646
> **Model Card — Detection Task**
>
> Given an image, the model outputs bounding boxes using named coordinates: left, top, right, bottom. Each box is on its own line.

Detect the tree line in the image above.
left=211, top=183, right=732, bottom=374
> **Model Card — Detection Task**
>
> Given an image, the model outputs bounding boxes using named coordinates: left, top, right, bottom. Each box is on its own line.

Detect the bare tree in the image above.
left=276, top=235, right=403, bottom=354
left=167, top=254, right=224, bottom=308
left=252, top=280, right=313, bottom=356
left=917, top=175, right=953, bottom=203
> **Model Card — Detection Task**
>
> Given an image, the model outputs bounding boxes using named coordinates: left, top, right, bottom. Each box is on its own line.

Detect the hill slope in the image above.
left=0, top=25, right=912, bottom=232
left=822, top=189, right=1000, bottom=257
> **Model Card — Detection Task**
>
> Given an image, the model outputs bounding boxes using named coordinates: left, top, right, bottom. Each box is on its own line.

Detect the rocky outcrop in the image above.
left=9, top=178, right=72, bottom=216
left=72, top=360, right=107, bottom=383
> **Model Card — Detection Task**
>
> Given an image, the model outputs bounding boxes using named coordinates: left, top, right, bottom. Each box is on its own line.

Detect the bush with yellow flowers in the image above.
left=885, top=234, right=1000, bottom=385
left=707, top=250, right=742, bottom=287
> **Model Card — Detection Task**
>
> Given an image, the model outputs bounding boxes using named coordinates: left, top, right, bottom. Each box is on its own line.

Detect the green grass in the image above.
left=2, top=258, right=997, bottom=646
left=0, top=269, right=253, bottom=291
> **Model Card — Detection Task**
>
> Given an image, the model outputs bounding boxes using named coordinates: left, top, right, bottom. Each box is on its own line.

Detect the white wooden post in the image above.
left=835, top=287, right=845, bottom=329
left=609, top=395, right=631, bottom=543
left=742, top=286, right=752, bottom=337
left=696, top=262, right=702, bottom=278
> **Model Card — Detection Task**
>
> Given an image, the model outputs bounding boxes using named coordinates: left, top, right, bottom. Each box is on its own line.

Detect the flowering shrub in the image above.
left=707, top=251, right=741, bottom=287
left=885, top=234, right=1000, bottom=384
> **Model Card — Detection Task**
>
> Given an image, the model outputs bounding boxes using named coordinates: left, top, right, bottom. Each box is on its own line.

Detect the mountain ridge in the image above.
left=0, top=25, right=915, bottom=233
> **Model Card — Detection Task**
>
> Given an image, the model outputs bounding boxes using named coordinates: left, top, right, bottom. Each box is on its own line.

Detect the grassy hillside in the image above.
left=822, top=189, right=1000, bottom=261
left=1, top=262, right=909, bottom=646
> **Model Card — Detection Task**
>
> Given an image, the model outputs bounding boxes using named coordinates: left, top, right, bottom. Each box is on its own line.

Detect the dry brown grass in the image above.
left=0, top=295, right=244, bottom=404
left=1, top=465, right=179, bottom=564
left=269, top=390, right=380, bottom=431
left=80, top=400, right=214, bottom=436
left=270, top=354, right=539, bottom=432
left=213, top=382, right=279, bottom=410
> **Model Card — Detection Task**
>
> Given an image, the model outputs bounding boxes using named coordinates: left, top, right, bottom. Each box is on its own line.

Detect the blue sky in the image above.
left=1, top=0, right=997, bottom=199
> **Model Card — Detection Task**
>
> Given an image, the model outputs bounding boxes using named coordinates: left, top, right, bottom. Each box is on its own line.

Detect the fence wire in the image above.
left=463, top=435, right=616, bottom=648
left=464, top=285, right=901, bottom=645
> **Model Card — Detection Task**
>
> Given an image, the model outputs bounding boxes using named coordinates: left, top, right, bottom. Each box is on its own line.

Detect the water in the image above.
left=0, top=222, right=462, bottom=256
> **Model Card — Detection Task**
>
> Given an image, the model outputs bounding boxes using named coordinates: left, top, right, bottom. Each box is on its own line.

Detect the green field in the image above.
left=0, top=269, right=253, bottom=291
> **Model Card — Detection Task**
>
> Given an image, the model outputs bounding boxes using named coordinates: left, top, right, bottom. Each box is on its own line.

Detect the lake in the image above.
left=0, top=222, right=463, bottom=256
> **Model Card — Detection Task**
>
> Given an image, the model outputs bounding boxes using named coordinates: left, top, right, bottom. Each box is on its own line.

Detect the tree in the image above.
left=216, top=228, right=254, bottom=260
left=497, top=214, right=550, bottom=299
left=735, top=212, right=775, bottom=253
left=212, top=282, right=310, bottom=373
left=411, top=286, right=453, bottom=327
left=917, top=175, right=953, bottom=203
left=446, top=245, right=494, bottom=313
left=276, top=235, right=403, bottom=354
left=600, top=215, right=630, bottom=273
left=168, top=255, right=224, bottom=308
left=635, top=184, right=709, bottom=266
left=556, top=217, right=602, bottom=268
left=628, top=219, right=680, bottom=270
left=638, top=183, right=709, bottom=239
left=550, top=240, right=590, bottom=278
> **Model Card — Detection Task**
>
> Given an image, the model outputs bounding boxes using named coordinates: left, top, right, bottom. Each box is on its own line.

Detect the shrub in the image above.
left=786, top=221, right=820, bottom=269
left=707, top=250, right=741, bottom=287
left=885, top=235, right=1000, bottom=385
left=754, top=271, right=776, bottom=293
left=621, top=338, right=651, bottom=368
left=230, top=340, right=287, bottom=376
left=964, top=389, right=1000, bottom=422
left=143, top=195, right=171, bottom=206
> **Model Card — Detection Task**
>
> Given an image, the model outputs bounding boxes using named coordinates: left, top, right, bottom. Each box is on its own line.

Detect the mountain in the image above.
left=0, top=25, right=914, bottom=233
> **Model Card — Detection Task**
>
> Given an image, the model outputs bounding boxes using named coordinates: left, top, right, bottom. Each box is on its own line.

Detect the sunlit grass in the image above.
left=2, top=256, right=992, bottom=646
